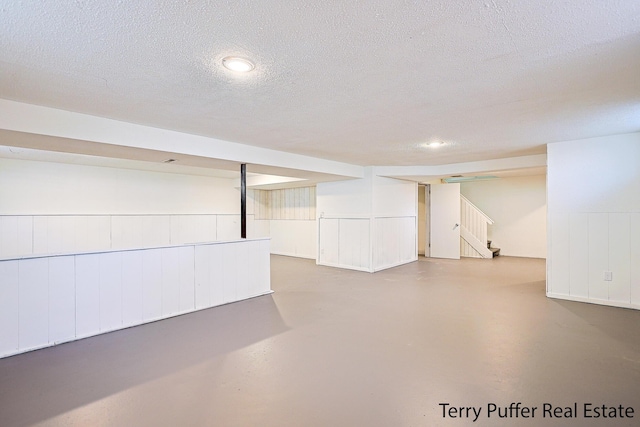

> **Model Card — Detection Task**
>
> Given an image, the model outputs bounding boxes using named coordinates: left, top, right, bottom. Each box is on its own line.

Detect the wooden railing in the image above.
left=460, top=195, right=494, bottom=258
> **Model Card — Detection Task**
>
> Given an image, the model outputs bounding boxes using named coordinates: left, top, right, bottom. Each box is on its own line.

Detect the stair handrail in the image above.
left=460, top=195, right=494, bottom=224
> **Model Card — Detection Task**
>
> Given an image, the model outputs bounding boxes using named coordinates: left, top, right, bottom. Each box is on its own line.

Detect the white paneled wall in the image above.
left=317, top=171, right=418, bottom=272
left=547, top=134, right=640, bottom=310
left=318, top=216, right=417, bottom=272
left=338, top=218, right=371, bottom=270
left=252, top=186, right=317, bottom=259
left=373, top=217, right=417, bottom=271
left=0, top=238, right=271, bottom=358
left=318, top=218, right=370, bottom=271
left=548, top=212, right=640, bottom=307
left=270, top=220, right=316, bottom=259
left=318, top=218, right=340, bottom=266
left=254, top=187, right=316, bottom=220
left=0, top=214, right=257, bottom=258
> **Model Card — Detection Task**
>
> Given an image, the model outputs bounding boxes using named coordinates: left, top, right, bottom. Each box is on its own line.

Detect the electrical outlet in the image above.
left=604, top=271, right=613, bottom=281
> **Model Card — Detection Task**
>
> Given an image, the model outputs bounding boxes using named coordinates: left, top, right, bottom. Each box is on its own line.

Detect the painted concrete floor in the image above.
left=1, top=255, right=639, bottom=427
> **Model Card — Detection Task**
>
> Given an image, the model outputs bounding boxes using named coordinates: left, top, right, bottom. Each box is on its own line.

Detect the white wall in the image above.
left=547, top=132, right=640, bottom=309
left=317, top=169, right=373, bottom=217
left=0, top=157, right=261, bottom=258
left=0, top=239, right=271, bottom=358
left=253, top=187, right=317, bottom=259
left=372, top=175, right=417, bottom=270
left=0, top=157, right=240, bottom=215
left=316, top=168, right=417, bottom=272
left=460, top=175, right=547, bottom=258
left=270, top=220, right=316, bottom=259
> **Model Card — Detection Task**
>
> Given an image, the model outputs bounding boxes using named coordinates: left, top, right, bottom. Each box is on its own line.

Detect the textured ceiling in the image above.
left=1, top=1, right=639, bottom=167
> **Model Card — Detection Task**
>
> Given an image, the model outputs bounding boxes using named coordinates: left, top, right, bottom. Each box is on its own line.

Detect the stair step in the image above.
left=490, top=247, right=500, bottom=257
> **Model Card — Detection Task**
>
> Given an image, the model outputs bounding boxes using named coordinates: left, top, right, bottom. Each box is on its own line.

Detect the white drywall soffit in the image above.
left=2, top=2, right=639, bottom=166
left=0, top=100, right=364, bottom=181
left=0, top=143, right=245, bottom=179
left=374, top=154, right=547, bottom=182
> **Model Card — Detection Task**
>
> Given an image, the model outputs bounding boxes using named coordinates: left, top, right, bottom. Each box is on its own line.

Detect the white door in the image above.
left=430, top=183, right=460, bottom=259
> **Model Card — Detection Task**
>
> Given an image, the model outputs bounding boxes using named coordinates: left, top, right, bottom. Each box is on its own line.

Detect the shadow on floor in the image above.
left=0, top=294, right=288, bottom=426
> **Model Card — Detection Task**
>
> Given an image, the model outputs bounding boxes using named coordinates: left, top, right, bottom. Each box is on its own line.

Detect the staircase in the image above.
left=460, top=195, right=500, bottom=258
left=487, top=240, right=500, bottom=258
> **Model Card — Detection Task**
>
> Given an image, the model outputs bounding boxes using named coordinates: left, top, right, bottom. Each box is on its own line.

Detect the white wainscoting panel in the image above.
left=588, top=213, right=609, bottom=301
left=208, top=243, right=227, bottom=307
left=609, top=213, right=631, bottom=304
left=17, top=216, right=33, bottom=256
left=339, top=219, right=370, bottom=270
left=252, top=239, right=271, bottom=297
left=161, top=247, right=181, bottom=317
left=318, top=217, right=371, bottom=271
left=0, top=261, right=19, bottom=355
left=270, top=220, right=316, bottom=259
left=253, top=220, right=270, bottom=239
left=0, top=238, right=271, bottom=358
left=142, top=249, right=163, bottom=322
left=178, top=246, right=196, bottom=313
left=33, top=216, right=48, bottom=255
left=632, top=214, right=640, bottom=306
left=0, top=217, right=14, bottom=257
left=143, top=216, right=171, bottom=248
left=48, top=256, right=75, bottom=344
left=99, top=252, right=123, bottom=333
left=86, top=216, right=111, bottom=252
left=568, top=213, right=589, bottom=298
left=1, top=214, right=247, bottom=259
left=221, top=242, right=239, bottom=303
left=318, top=218, right=340, bottom=267
left=73, top=216, right=92, bottom=253
left=217, top=215, right=241, bottom=241
left=75, top=254, right=101, bottom=339
left=18, top=258, right=49, bottom=351
left=121, top=250, right=144, bottom=327
left=0, top=216, right=19, bottom=258
left=112, top=216, right=144, bottom=250
left=194, top=244, right=213, bottom=309
left=373, top=217, right=417, bottom=271
left=549, top=213, right=570, bottom=296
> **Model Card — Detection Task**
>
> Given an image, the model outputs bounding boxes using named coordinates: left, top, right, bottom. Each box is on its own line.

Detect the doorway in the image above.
left=418, top=184, right=429, bottom=257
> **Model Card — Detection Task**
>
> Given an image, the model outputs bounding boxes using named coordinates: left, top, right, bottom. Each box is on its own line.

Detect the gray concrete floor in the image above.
left=1, top=255, right=639, bottom=427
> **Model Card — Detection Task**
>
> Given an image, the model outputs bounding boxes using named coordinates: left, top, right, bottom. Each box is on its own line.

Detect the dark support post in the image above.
left=241, top=163, right=247, bottom=239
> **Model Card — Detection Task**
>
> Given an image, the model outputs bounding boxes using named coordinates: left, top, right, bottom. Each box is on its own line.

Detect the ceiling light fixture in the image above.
left=222, top=56, right=255, bottom=72
left=425, top=141, right=445, bottom=148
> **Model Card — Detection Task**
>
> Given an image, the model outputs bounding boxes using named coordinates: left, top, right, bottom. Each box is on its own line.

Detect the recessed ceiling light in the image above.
left=425, top=141, right=445, bottom=148
left=222, top=56, right=255, bottom=72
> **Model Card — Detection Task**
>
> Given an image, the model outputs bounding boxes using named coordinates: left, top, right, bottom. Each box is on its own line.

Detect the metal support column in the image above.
left=241, top=163, right=247, bottom=239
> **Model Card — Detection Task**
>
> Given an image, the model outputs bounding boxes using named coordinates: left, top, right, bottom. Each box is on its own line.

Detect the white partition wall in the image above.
left=0, top=157, right=264, bottom=258
left=373, top=217, right=416, bottom=270
left=0, top=214, right=262, bottom=259
left=318, top=217, right=371, bottom=271
left=317, top=168, right=417, bottom=272
left=253, top=187, right=317, bottom=259
left=371, top=174, right=417, bottom=270
left=547, top=133, right=640, bottom=310
left=0, top=238, right=272, bottom=358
